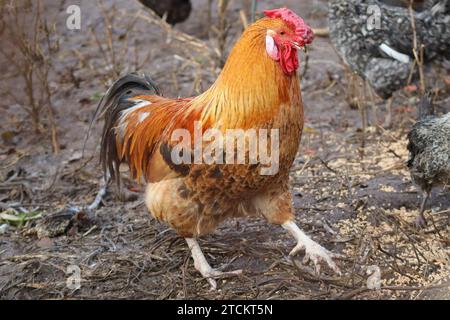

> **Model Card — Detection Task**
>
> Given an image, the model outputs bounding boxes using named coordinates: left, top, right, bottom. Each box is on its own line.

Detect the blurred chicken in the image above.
left=93, top=8, right=340, bottom=289
left=138, top=0, right=192, bottom=25
left=407, top=93, right=450, bottom=227
left=329, top=0, right=449, bottom=124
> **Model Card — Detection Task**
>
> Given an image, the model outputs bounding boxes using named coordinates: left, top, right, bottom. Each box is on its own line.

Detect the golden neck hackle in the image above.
left=192, top=18, right=301, bottom=130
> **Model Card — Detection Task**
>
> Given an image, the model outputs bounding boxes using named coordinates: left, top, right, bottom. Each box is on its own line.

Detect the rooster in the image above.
left=94, top=8, right=340, bottom=289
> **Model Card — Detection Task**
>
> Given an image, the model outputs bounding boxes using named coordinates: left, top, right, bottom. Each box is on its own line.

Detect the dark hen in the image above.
left=329, top=0, right=449, bottom=100
left=138, top=0, right=192, bottom=25
left=407, top=93, right=450, bottom=227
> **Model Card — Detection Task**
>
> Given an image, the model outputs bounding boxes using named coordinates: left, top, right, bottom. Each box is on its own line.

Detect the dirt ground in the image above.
left=0, top=0, right=449, bottom=300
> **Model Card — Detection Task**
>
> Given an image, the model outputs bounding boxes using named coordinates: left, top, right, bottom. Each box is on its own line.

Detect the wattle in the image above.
left=280, top=46, right=299, bottom=75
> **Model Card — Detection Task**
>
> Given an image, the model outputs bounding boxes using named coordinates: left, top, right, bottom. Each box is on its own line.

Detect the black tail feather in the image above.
left=86, top=73, right=160, bottom=188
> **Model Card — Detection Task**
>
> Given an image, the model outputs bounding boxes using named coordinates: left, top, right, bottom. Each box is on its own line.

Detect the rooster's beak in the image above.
left=291, top=41, right=306, bottom=52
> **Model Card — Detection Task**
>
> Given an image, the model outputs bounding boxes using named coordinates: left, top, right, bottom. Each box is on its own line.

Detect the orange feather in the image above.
left=116, top=17, right=302, bottom=183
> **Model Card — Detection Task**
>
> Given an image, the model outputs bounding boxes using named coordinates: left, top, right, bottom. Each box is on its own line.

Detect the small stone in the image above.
left=0, top=224, right=8, bottom=234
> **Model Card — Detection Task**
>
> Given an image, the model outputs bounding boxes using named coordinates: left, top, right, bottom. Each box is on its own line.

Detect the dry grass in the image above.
left=212, top=0, right=232, bottom=67
left=407, top=0, right=426, bottom=96
left=0, top=0, right=60, bottom=153
left=72, top=1, right=153, bottom=89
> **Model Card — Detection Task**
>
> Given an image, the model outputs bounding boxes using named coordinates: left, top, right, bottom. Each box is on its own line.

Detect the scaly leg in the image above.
left=282, top=221, right=341, bottom=275
left=416, top=191, right=430, bottom=228
left=185, top=238, right=242, bottom=290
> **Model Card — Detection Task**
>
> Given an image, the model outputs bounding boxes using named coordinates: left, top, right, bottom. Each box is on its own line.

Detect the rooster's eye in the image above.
left=280, top=31, right=286, bottom=35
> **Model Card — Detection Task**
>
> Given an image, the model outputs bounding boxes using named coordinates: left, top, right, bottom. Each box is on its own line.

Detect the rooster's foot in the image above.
left=290, top=240, right=342, bottom=275
left=185, top=238, right=242, bottom=290
left=198, top=268, right=243, bottom=291
left=283, top=221, right=342, bottom=275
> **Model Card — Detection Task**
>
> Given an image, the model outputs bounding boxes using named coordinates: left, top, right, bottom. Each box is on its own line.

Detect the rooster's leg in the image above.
left=416, top=191, right=430, bottom=228
left=282, top=221, right=341, bottom=275
left=185, top=238, right=242, bottom=290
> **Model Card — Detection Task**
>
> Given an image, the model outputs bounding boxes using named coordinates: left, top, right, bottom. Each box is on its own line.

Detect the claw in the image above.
left=303, top=243, right=341, bottom=275
left=202, top=269, right=243, bottom=291
left=283, top=221, right=342, bottom=276
left=186, top=238, right=242, bottom=290
left=207, top=278, right=217, bottom=291
left=289, top=242, right=305, bottom=256
left=208, top=269, right=243, bottom=278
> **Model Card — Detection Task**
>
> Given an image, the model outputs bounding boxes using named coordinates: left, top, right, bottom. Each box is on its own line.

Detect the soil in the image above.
left=0, top=0, right=449, bottom=300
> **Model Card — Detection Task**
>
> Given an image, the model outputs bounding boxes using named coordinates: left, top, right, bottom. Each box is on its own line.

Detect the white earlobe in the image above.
left=266, top=35, right=279, bottom=61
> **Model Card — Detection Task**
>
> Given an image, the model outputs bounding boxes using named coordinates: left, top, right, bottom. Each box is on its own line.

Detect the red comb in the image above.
left=264, top=8, right=314, bottom=46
